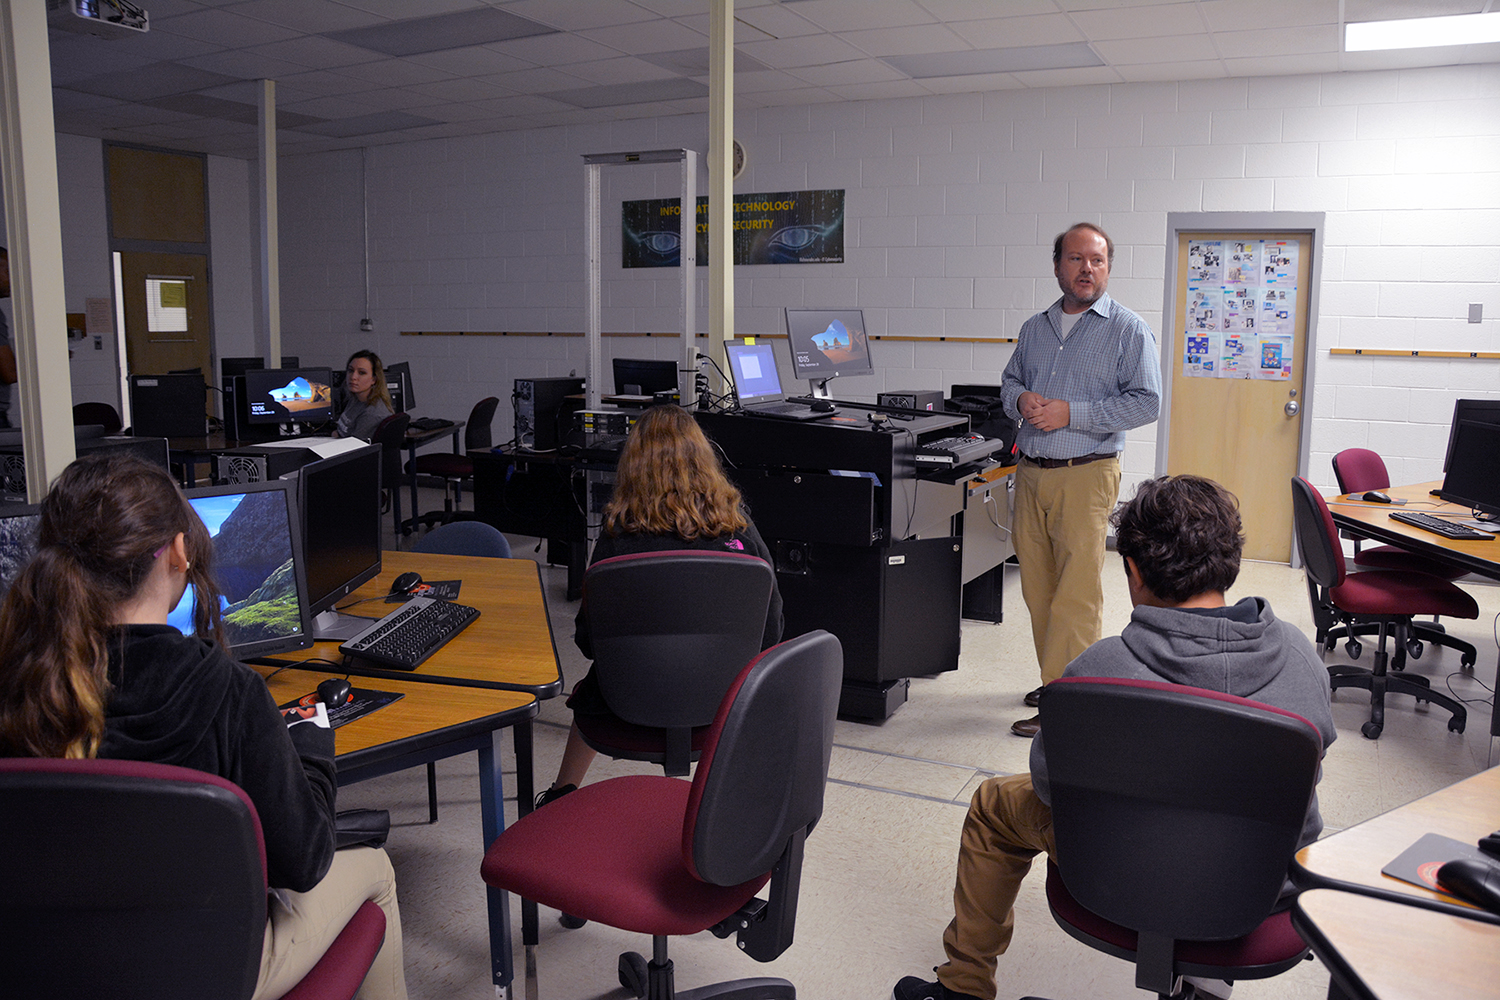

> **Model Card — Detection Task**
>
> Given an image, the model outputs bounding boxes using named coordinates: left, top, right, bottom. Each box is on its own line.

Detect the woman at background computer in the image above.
left=0, top=452, right=408, bottom=1000
left=536, top=404, right=784, bottom=807
left=335, top=349, right=394, bottom=441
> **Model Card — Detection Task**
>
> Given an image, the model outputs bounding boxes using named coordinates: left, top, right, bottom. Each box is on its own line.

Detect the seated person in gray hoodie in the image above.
left=894, top=474, right=1336, bottom=1000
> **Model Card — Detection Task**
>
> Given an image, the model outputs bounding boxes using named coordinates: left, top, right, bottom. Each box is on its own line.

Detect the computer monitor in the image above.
left=784, top=308, right=873, bottom=393
left=384, top=361, right=414, bottom=413
left=1437, top=419, right=1500, bottom=517
left=723, top=339, right=787, bottom=405
left=612, top=358, right=678, bottom=396
left=129, top=373, right=207, bottom=438
left=0, top=504, right=41, bottom=598
left=295, top=444, right=383, bottom=640
left=1442, top=398, right=1500, bottom=472
left=221, top=356, right=297, bottom=382
left=243, top=367, right=335, bottom=429
left=172, top=479, right=314, bottom=660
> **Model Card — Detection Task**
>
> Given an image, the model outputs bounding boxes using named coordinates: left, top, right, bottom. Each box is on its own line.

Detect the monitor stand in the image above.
left=312, top=608, right=381, bottom=642
left=809, top=377, right=836, bottom=399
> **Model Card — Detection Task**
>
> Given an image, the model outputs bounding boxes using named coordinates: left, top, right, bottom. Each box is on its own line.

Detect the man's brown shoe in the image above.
left=1011, top=714, right=1040, bottom=738
left=1023, top=685, right=1044, bottom=708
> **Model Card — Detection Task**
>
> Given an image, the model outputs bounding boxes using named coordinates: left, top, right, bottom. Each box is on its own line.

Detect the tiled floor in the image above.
left=350, top=496, right=1499, bottom=1000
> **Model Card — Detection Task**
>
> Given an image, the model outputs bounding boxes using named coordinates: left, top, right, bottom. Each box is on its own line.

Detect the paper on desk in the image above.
left=258, top=437, right=369, bottom=459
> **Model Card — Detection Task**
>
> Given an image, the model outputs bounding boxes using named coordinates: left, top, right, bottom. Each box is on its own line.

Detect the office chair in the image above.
left=71, top=401, right=123, bottom=433
left=1328, top=448, right=1477, bottom=668
left=1290, top=476, right=1474, bottom=739
left=371, top=411, right=411, bottom=542
left=0, top=757, right=385, bottom=1000
left=573, top=550, right=775, bottom=777
left=413, top=518, right=512, bottom=558
left=1030, top=677, right=1323, bottom=999
left=408, top=395, right=500, bottom=530
left=481, top=629, right=843, bottom=1000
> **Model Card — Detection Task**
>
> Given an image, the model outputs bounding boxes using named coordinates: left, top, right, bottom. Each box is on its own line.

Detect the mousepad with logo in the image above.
left=385, top=580, right=462, bottom=603
left=281, top=688, right=404, bottom=730
left=1381, top=832, right=1493, bottom=897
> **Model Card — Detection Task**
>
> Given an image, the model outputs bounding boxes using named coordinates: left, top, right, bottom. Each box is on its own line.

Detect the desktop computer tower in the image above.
left=515, top=376, right=584, bottom=451
left=878, top=390, right=945, bottom=413
left=215, top=447, right=313, bottom=485
left=130, top=374, right=207, bottom=438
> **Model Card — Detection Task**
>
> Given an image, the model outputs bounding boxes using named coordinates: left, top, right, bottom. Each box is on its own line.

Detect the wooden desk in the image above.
left=256, top=665, right=537, bottom=995
left=1292, top=889, right=1500, bottom=1000
left=1293, top=766, right=1500, bottom=919
left=1326, top=481, right=1500, bottom=739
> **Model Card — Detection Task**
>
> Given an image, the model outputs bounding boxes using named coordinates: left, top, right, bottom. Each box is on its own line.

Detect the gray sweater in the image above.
left=336, top=394, right=393, bottom=442
left=1030, top=597, right=1336, bottom=847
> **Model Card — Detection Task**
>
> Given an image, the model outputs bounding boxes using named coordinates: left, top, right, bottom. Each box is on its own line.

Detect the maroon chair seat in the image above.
left=0, top=758, right=385, bottom=1000
left=483, top=630, right=843, bottom=1000
left=408, top=396, right=499, bottom=530
left=1036, top=678, right=1325, bottom=997
left=1291, top=476, right=1475, bottom=739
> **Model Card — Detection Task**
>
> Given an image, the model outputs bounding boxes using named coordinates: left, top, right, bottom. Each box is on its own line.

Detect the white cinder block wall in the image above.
left=39, top=63, right=1500, bottom=508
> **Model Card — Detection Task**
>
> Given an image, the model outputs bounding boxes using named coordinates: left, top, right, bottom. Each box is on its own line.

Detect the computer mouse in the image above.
left=1436, top=858, right=1500, bottom=916
left=1481, top=830, right=1500, bottom=860
left=1362, top=490, right=1392, bottom=503
left=810, top=399, right=835, bottom=413
left=317, top=677, right=352, bottom=710
left=390, top=571, right=423, bottom=595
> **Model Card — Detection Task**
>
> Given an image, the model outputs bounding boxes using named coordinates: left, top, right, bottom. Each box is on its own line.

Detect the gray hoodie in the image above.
left=1030, top=596, right=1336, bottom=847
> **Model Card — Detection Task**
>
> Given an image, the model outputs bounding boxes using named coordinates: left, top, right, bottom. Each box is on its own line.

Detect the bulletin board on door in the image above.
left=1166, top=230, right=1314, bottom=563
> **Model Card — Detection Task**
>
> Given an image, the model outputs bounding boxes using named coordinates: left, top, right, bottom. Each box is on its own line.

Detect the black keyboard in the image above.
left=1390, top=510, right=1494, bottom=541
left=409, top=417, right=455, bottom=432
left=339, top=596, right=481, bottom=669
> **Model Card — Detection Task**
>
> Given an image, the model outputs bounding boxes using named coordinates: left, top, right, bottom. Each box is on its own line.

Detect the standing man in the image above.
left=0, top=248, right=16, bottom=428
left=1000, top=223, right=1161, bottom=738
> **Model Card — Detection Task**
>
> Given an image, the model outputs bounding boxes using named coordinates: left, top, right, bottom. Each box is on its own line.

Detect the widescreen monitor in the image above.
left=130, top=373, right=207, bottom=438
left=1442, top=398, right=1500, bottom=472
left=1438, top=419, right=1500, bottom=517
left=0, top=504, right=41, bottom=598
left=173, top=479, right=314, bottom=660
left=784, top=308, right=873, bottom=391
left=243, top=366, right=334, bottom=427
left=612, top=358, right=678, bottom=397
left=296, top=444, right=383, bottom=638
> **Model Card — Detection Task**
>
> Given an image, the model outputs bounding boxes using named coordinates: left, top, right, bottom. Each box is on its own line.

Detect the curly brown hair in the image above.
left=0, top=453, right=225, bottom=758
left=603, top=405, right=748, bottom=541
left=1111, top=475, right=1243, bottom=604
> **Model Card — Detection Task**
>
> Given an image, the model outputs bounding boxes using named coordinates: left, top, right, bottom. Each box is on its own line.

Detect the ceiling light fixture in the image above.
left=1346, top=11, right=1500, bottom=52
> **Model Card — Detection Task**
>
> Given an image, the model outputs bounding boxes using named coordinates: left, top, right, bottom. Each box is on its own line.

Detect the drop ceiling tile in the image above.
left=953, top=14, right=1088, bottom=49
left=718, top=4, right=827, bottom=40
left=560, top=57, right=679, bottom=86
left=738, top=34, right=872, bottom=69
left=1093, top=34, right=1221, bottom=65
left=576, top=18, right=707, bottom=54
left=784, top=0, right=938, bottom=32
left=273, top=70, right=386, bottom=97
left=67, top=63, right=245, bottom=102
left=1216, top=25, right=1339, bottom=59
left=487, top=32, right=624, bottom=66
left=475, top=67, right=594, bottom=93
left=1071, top=2, right=1207, bottom=40
left=920, top=0, right=1059, bottom=16
left=501, top=0, right=663, bottom=31
left=919, top=73, right=1027, bottom=94
left=788, top=60, right=910, bottom=87
left=334, top=59, right=458, bottom=87
left=1114, top=58, right=1227, bottom=82
left=734, top=70, right=829, bottom=95
left=544, top=77, right=708, bottom=108
left=154, top=8, right=303, bottom=46
left=178, top=50, right=311, bottom=80
left=332, top=0, right=481, bottom=14
left=639, top=48, right=770, bottom=75
left=1008, top=65, right=1127, bottom=88
left=274, top=95, right=383, bottom=120
left=243, top=36, right=384, bottom=70
left=464, top=94, right=581, bottom=116
left=195, top=80, right=279, bottom=103
left=406, top=78, right=516, bottom=103
left=333, top=88, right=446, bottom=112
left=405, top=45, right=535, bottom=77
left=1224, top=52, right=1344, bottom=76
left=827, top=79, right=935, bottom=100
left=294, top=110, right=444, bottom=137
left=48, top=43, right=158, bottom=86
left=226, top=0, right=389, bottom=33
left=1345, top=0, right=1484, bottom=18
left=327, top=7, right=557, bottom=57
left=1199, top=0, right=1340, bottom=31
left=50, top=89, right=127, bottom=112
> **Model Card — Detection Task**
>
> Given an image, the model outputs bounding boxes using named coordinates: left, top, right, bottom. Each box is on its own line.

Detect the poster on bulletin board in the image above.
left=1182, top=239, right=1299, bottom=380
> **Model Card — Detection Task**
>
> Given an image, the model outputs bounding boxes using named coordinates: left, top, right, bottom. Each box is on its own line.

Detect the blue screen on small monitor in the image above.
left=244, top=367, right=334, bottom=426
left=724, top=341, right=784, bottom=403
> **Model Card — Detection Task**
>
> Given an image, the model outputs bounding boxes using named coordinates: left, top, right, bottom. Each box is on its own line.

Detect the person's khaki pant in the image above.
left=1012, top=457, right=1121, bottom=685
left=937, top=774, right=1056, bottom=1000
left=253, top=846, right=408, bottom=1000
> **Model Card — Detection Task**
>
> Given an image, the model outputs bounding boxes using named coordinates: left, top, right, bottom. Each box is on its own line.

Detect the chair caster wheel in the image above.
left=1345, top=639, right=1361, bottom=659
left=619, top=951, right=648, bottom=998
left=1361, top=721, right=1382, bottom=739
left=559, top=913, right=588, bottom=929
left=1449, top=718, right=1466, bottom=734
left=1405, top=638, right=1423, bottom=659
left=1461, top=653, right=1476, bottom=669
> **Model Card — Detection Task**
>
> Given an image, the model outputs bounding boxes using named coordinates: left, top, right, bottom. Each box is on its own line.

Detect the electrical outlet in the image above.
left=93, top=335, right=102, bottom=350
left=1469, top=303, right=1483, bottom=324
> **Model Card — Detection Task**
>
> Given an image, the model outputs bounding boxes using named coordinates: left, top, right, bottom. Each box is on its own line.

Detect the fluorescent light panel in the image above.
left=1346, top=11, right=1500, bottom=51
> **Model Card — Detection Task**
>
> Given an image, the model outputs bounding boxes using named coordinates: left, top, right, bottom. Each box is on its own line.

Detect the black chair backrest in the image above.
left=1290, top=476, right=1346, bottom=590
left=372, top=411, right=411, bottom=491
left=585, top=550, right=774, bottom=730
left=72, top=401, right=123, bottom=433
left=1039, top=677, right=1322, bottom=942
left=0, top=757, right=268, bottom=999
left=683, top=629, right=843, bottom=887
left=465, top=396, right=500, bottom=452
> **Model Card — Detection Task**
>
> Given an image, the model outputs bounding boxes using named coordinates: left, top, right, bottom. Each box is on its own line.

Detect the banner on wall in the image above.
left=621, top=189, right=844, bottom=268
left=1182, top=238, right=1299, bottom=381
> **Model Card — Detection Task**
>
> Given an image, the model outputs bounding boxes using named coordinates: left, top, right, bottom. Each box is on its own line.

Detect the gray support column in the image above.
left=584, top=160, right=602, bottom=411
left=0, top=0, right=76, bottom=498
left=258, top=80, right=281, bottom=367
left=708, top=0, right=735, bottom=365
left=679, top=149, right=697, bottom=402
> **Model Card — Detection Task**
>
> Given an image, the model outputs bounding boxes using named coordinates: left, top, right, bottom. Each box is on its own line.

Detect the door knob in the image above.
left=1285, top=400, right=1300, bottom=416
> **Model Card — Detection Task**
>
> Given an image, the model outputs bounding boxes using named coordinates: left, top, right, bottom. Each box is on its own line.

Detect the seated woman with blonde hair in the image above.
left=537, top=404, right=784, bottom=805
left=0, top=452, right=407, bottom=1000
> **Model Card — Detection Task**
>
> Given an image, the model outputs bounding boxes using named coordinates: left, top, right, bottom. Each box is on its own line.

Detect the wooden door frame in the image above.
left=1157, top=212, right=1326, bottom=567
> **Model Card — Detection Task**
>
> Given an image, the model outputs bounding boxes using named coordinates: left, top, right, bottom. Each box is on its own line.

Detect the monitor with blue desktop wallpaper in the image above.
left=612, top=358, right=678, bottom=396
left=1438, top=419, right=1500, bottom=517
left=785, top=308, right=873, bottom=389
left=1442, top=398, right=1500, bottom=473
left=244, top=366, right=334, bottom=428
left=174, top=479, right=314, bottom=659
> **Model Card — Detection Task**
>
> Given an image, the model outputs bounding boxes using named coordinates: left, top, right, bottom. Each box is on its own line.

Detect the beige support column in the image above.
left=708, top=0, right=735, bottom=359
left=0, top=0, right=76, bottom=498
left=258, top=79, right=281, bottom=367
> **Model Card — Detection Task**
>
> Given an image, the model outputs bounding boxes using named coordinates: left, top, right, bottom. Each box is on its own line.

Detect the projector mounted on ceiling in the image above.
left=47, top=0, right=148, bottom=39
